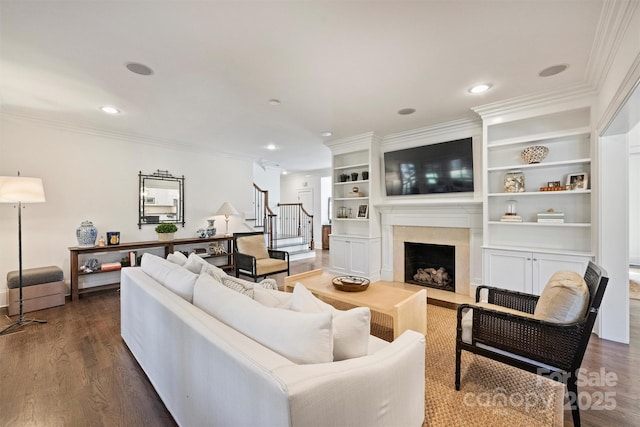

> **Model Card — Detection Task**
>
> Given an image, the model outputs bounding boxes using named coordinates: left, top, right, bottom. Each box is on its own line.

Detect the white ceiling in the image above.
left=0, top=0, right=608, bottom=173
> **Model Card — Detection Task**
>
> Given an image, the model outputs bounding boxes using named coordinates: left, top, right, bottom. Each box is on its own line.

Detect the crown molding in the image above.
left=381, top=117, right=481, bottom=147
left=587, top=0, right=640, bottom=92
left=471, top=83, right=597, bottom=120
left=0, top=110, right=256, bottom=163
left=323, top=131, right=381, bottom=154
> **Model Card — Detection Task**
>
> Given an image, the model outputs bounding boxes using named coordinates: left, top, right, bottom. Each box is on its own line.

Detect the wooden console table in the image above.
left=69, top=236, right=234, bottom=300
left=284, top=269, right=427, bottom=339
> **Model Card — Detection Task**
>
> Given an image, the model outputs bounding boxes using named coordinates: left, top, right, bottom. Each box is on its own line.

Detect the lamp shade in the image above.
left=0, top=176, right=46, bottom=203
left=215, top=202, right=239, bottom=217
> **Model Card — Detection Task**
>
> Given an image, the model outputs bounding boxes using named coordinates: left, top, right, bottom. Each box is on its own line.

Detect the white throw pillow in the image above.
left=183, top=252, right=210, bottom=274
left=140, top=253, right=198, bottom=302
left=253, top=286, right=293, bottom=309
left=166, top=251, right=188, bottom=266
left=291, top=282, right=370, bottom=361
left=193, top=274, right=333, bottom=364
left=534, top=271, right=589, bottom=323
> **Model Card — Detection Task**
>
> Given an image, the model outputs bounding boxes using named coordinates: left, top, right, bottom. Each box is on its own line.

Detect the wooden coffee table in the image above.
left=284, top=269, right=427, bottom=339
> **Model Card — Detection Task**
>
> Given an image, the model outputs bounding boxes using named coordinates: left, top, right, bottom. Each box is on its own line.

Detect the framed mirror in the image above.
left=138, top=170, right=185, bottom=229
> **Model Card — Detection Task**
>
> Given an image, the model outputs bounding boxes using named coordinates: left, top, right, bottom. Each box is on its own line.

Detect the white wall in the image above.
left=630, top=122, right=640, bottom=265
left=252, top=163, right=281, bottom=211
left=592, top=3, right=640, bottom=343
left=0, top=115, right=253, bottom=305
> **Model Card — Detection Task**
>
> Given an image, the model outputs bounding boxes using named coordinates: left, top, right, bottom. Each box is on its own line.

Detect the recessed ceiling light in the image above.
left=99, top=105, right=120, bottom=114
left=268, top=99, right=281, bottom=106
left=281, top=171, right=288, bottom=175
left=321, top=131, right=333, bottom=137
left=539, top=64, right=569, bottom=77
left=125, top=62, right=154, bottom=76
left=266, top=143, right=277, bottom=150
left=398, top=108, right=416, bottom=115
left=468, top=84, right=492, bottom=94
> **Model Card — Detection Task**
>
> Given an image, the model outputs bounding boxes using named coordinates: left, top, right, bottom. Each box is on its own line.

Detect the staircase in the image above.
left=251, top=184, right=315, bottom=260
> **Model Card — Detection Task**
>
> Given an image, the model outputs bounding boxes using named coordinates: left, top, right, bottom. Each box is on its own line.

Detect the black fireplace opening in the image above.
left=404, top=242, right=455, bottom=292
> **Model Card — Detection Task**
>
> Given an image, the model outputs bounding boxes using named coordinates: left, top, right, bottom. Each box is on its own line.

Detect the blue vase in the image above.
left=76, top=221, right=98, bottom=247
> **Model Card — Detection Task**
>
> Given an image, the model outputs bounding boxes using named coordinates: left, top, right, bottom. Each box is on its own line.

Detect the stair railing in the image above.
left=276, top=203, right=314, bottom=251
left=253, top=183, right=277, bottom=248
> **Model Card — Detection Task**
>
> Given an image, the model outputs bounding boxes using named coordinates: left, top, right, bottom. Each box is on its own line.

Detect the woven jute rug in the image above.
left=319, top=295, right=564, bottom=427
left=366, top=304, right=564, bottom=427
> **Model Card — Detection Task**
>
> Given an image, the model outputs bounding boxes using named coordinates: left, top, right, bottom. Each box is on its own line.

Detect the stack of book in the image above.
left=537, top=211, right=565, bottom=223
left=500, top=214, right=523, bottom=222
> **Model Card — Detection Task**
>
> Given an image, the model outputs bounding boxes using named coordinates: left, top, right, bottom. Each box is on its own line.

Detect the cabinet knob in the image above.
left=532, top=258, right=538, bottom=261
left=527, top=258, right=531, bottom=260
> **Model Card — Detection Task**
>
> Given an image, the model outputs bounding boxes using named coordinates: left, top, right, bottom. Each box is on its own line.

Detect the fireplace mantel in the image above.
left=377, top=198, right=483, bottom=295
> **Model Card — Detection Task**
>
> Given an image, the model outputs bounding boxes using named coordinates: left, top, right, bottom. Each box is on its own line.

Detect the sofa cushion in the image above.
left=193, top=274, right=333, bottom=364
left=534, top=271, right=589, bottom=323
left=140, top=253, right=198, bottom=302
left=291, top=282, right=370, bottom=361
left=166, top=251, right=188, bottom=266
left=183, top=252, right=210, bottom=274
left=253, top=287, right=293, bottom=309
left=236, top=235, right=270, bottom=260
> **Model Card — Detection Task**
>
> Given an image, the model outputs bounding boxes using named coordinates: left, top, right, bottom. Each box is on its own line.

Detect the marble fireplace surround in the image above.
left=377, top=200, right=483, bottom=296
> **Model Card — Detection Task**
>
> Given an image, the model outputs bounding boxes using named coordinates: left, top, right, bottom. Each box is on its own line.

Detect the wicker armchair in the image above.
left=233, top=232, right=289, bottom=282
left=455, top=261, right=608, bottom=427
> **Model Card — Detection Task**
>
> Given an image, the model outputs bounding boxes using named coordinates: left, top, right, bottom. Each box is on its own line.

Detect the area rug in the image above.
left=368, top=305, right=564, bottom=427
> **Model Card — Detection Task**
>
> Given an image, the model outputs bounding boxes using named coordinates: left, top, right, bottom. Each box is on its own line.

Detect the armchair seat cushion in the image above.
left=533, top=271, right=589, bottom=323
left=256, top=258, right=289, bottom=276
left=236, top=235, right=270, bottom=260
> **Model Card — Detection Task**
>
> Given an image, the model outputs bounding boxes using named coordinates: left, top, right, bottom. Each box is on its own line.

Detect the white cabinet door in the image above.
left=349, top=239, right=369, bottom=277
left=484, top=248, right=592, bottom=295
left=532, top=252, right=591, bottom=294
left=483, top=249, right=532, bottom=293
left=330, top=236, right=349, bottom=274
left=329, top=236, right=372, bottom=278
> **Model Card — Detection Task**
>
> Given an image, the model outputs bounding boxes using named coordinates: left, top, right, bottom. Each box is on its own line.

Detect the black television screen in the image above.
left=384, top=137, right=474, bottom=196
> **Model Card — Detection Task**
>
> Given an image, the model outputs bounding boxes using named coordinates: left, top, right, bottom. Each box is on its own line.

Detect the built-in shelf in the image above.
left=488, top=221, right=591, bottom=227
left=487, top=126, right=591, bottom=148
left=334, top=162, right=369, bottom=170
left=488, top=190, right=591, bottom=197
left=487, top=158, right=591, bottom=172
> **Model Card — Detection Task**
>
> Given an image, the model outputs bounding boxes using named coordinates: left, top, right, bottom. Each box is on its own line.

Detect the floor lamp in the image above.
left=0, top=174, right=47, bottom=335
left=215, top=202, right=239, bottom=236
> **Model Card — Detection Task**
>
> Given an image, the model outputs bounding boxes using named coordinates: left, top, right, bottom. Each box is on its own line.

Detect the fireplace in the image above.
left=404, top=242, right=455, bottom=292
left=390, top=224, right=475, bottom=295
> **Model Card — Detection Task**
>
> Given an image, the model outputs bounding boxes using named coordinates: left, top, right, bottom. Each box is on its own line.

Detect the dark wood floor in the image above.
left=1, top=251, right=638, bottom=427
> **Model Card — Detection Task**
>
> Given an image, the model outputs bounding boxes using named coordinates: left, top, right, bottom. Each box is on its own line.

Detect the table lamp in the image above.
left=215, top=202, right=239, bottom=236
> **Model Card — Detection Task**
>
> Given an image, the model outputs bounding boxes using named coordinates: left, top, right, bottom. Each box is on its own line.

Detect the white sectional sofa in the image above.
left=120, top=253, right=426, bottom=427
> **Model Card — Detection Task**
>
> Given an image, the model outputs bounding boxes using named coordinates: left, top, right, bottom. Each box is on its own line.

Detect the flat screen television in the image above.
left=384, top=137, right=474, bottom=196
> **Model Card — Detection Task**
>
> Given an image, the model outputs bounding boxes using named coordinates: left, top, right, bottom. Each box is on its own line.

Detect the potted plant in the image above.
left=155, top=223, right=178, bottom=241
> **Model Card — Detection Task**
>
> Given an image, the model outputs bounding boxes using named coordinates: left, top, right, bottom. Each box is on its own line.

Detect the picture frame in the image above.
left=548, top=181, right=561, bottom=188
left=566, top=172, right=589, bottom=190
left=357, top=204, right=369, bottom=219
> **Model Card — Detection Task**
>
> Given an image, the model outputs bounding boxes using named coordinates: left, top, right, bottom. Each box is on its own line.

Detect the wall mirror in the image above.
left=138, top=170, right=185, bottom=229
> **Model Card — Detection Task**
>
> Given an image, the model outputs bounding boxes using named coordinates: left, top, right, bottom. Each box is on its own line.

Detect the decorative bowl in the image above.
left=332, top=276, right=370, bottom=292
left=521, top=145, right=549, bottom=164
